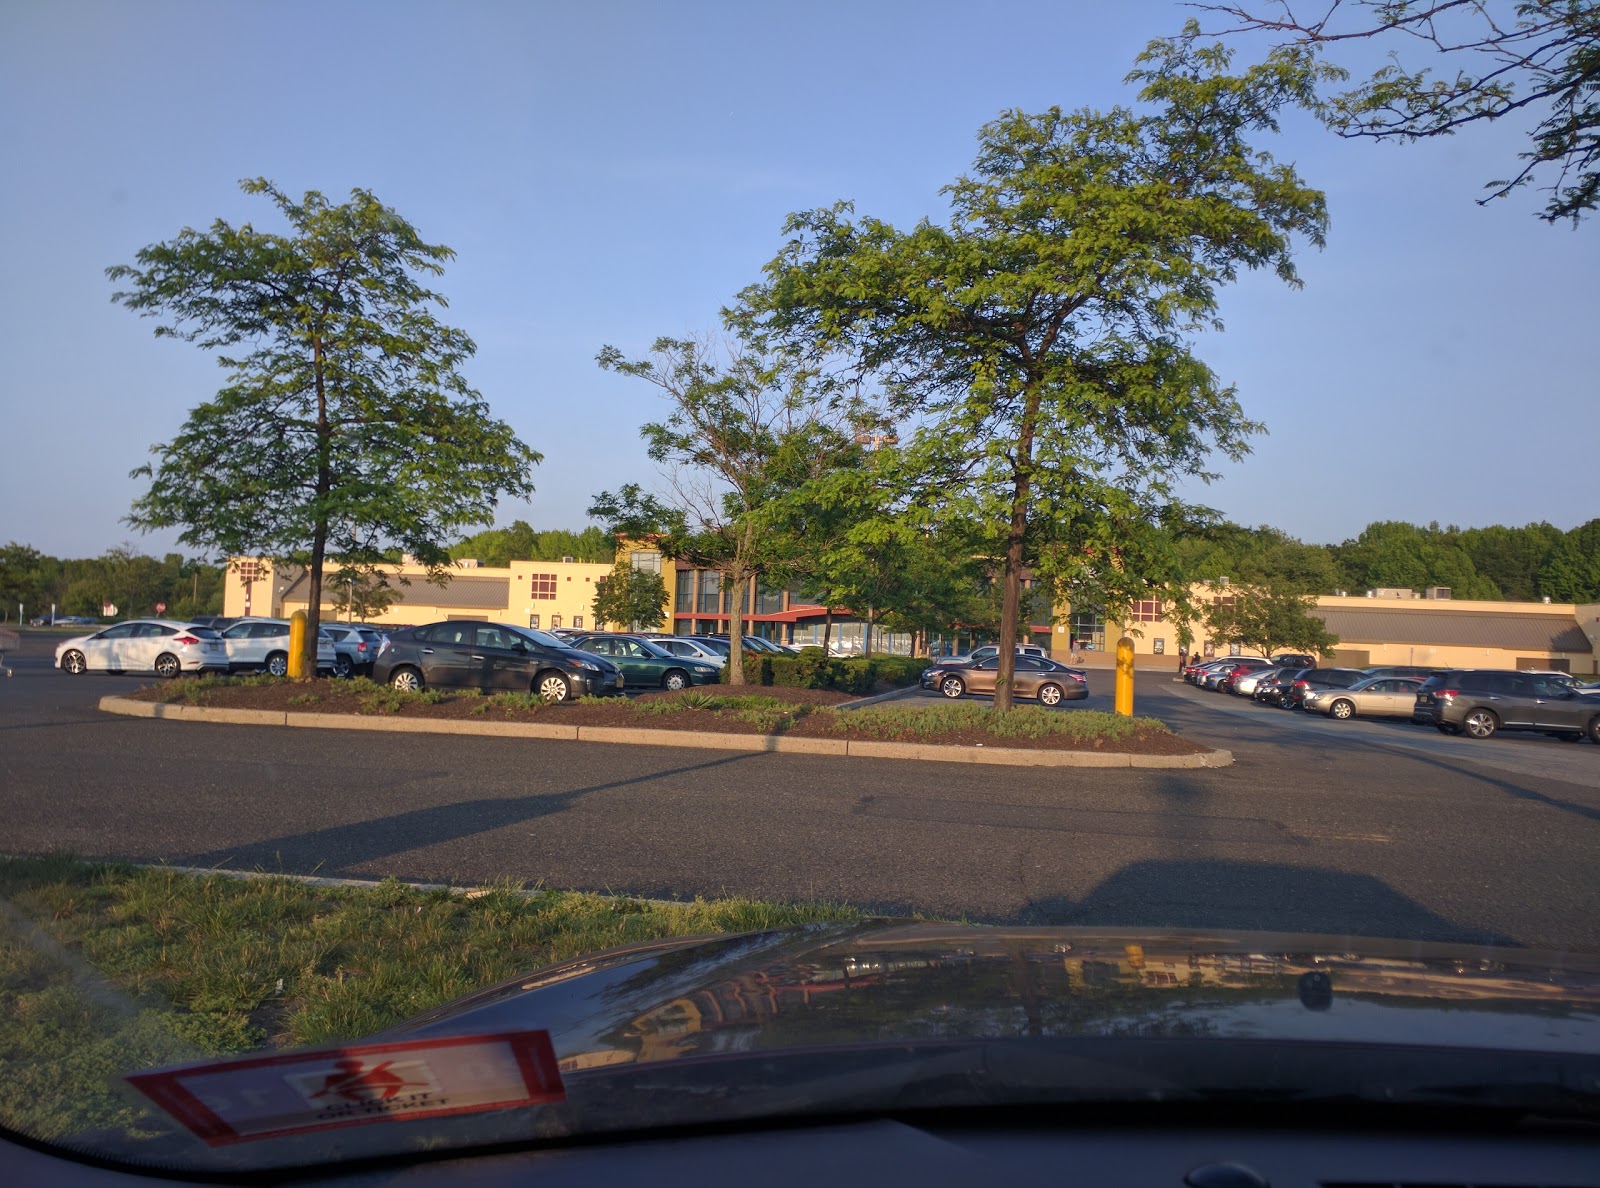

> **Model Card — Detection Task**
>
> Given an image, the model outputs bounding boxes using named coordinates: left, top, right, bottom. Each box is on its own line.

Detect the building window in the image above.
left=1069, top=610, right=1106, bottom=651
left=551, top=614, right=563, bottom=629
left=756, top=582, right=783, bottom=615
left=1130, top=599, right=1163, bottom=622
left=528, top=614, right=540, bottom=629
left=675, top=572, right=693, bottom=614
left=697, top=570, right=721, bottom=615
left=530, top=573, right=557, bottom=600
left=572, top=615, right=583, bottom=629
left=630, top=550, right=662, bottom=574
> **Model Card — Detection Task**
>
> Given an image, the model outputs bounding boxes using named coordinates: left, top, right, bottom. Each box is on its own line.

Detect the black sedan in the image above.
left=373, top=621, right=623, bottom=700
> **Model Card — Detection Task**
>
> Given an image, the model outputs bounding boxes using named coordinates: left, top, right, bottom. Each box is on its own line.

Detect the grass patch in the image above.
left=354, top=683, right=450, bottom=715
left=631, top=692, right=804, bottom=731
left=0, top=855, right=862, bottom=1145
left=148, top=673, right=276, bottom=705
left=816, top=702, right=1170, bottom=743
left=470, top=691, right=556, bottom=716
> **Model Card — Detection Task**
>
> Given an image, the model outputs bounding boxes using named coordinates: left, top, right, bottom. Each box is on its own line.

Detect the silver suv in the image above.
left=220, top=618, right=337, bottom=677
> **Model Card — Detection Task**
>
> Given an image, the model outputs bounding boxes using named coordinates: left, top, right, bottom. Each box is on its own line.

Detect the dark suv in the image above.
left=1415, top=670, right=1600, bottom=743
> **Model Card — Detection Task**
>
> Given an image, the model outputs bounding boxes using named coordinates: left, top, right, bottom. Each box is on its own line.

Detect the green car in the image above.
left=569, top=633, right=721, bottom=691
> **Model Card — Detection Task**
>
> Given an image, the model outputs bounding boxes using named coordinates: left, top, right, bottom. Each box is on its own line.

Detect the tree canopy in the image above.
left=1194, top=2, right=1600, bottom=223
left=591, top=557, right=670, bottom=631
left=739, top=34, right=1332, bottom=707
left=451, top=522, right=614, bottom=567
left=591, top=335, right=868, bottom=684
left=110, top=179, right=539, bottom=673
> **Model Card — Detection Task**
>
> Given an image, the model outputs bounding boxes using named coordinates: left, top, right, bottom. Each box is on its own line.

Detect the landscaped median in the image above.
left=101, top=677, right=1231, bottom=769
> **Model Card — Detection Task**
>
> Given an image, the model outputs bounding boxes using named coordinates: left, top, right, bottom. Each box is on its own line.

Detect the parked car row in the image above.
left=1182, top=654, right=1600, bottom=744
left=55, top=616, right=359, bottom=678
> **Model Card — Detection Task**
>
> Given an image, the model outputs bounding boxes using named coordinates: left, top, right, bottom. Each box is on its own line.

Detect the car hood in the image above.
left=132, top=923, right=1600, bottom=1170
left=389, top=919, right=1600, bottom=1076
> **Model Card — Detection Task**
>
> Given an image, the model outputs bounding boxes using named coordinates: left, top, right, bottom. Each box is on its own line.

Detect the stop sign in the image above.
left=156, top=602, right=167, bottom=614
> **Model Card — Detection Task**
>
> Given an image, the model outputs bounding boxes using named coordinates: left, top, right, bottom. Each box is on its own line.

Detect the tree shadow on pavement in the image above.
left=177, top=751, right=762, bottom=876
left=1011, top=858, right=1517, bottom=946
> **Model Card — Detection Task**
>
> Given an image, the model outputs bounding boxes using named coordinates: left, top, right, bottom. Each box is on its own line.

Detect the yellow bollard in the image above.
left=288, top=609, right=307, bottom=680
left=1114, top=635, right=1135, bottom=717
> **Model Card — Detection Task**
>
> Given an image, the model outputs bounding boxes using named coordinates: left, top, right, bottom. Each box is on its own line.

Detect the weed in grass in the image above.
left=286, top=693, right=321, bottom=706
left=150, top=674, right=278, bottom=706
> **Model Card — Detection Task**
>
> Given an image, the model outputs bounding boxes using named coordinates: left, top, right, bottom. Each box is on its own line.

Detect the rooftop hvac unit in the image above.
left=562, top=555, right=575, bottom=563
left=1424, top=586, right=1451, bottom=599
left=457, top=558, right=480, bottom=568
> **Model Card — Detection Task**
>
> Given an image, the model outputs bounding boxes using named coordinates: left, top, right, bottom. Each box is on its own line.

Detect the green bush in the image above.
left=739, top=650, right=773, bottom=686
left=863, top=655, right=926, bottom=688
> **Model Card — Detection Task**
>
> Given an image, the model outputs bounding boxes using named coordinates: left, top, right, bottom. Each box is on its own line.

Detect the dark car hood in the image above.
left=146, top=924, right=1600, bottom=1170
left=392, top=922, right=1600, bottom=1063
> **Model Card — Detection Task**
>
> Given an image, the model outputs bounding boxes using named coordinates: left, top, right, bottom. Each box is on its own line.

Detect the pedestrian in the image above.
left=1068, top=636, right=1080, bottom=663
left=1177, top=645, right=1188, bottom=674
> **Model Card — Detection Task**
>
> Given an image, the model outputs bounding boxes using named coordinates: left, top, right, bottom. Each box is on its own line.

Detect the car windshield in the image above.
left=5, top=0, right=1600, bottom=1179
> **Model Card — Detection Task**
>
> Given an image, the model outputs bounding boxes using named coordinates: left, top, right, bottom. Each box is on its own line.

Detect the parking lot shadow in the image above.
left=178, top=751, right=761, bottom=876
left=1012, top=858, right=1517, bottom=946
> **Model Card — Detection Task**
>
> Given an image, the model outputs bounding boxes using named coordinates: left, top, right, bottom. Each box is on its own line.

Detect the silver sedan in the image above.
left=1303, top=676, right=1425, bottom=720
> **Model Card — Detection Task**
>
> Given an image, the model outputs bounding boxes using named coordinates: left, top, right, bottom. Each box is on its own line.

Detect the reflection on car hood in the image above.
left=393, top=921, right=1600, bottom=1063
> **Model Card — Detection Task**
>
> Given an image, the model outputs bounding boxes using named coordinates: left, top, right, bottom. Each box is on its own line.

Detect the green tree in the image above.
left=1195, top=2, right=1600, bottom=223
left=740, top=34, right=1330, bottom=707
left=591, top=557, right=670, bottom=630
left=451, top=522, right=614, bottom=566
left=1538, top=526, right=1600, bottom=601
left=109, top=179, right=539, bottom=675
left=1204, top=583, right=1341, bottom=657
left=591, top=335, right=866, bottom=685
left=1457, top=521, right=1564, bottom=601
left=0, top=544, right=53, bottom=621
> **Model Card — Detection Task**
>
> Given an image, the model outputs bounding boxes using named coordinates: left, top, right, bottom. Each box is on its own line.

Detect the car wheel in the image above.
left=154, top=652, right=181, bottom=679
left=334, top=654, right=353, bottom=678
left=1587, top=716, right=1600, bottom=745
left=1329, top=699, right=1355, bottom=720
left=266, top=652, right=289, bottom=678
left=537, top=671, right=571, bottom=702
left=940, top=675, right=966, bottom=699
left=61, top=649, right=86, bottom=675
left=389, top=666, right=423, bottom=692
left=662, top=669, right=689, bottom=691
left=1037, top=683, right=1064, bottom=707
left=1462, top=708, right=1499, bottom=740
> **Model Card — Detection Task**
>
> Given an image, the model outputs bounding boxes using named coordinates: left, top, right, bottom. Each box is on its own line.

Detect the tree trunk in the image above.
left=822, top=608, right=833, bottom=655
left=726, top=569, right=747, bottom=686
left=304, top=334, right=331, bottom=679
left=995, top=382, right=1043, bottom=711
left=862, top=606, right=874, bottom=658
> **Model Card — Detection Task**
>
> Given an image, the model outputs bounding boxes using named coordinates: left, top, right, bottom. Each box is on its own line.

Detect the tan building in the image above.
left=1067, top=584, right=1599, bottom=675
left=223, top=557, right=618, bottom=632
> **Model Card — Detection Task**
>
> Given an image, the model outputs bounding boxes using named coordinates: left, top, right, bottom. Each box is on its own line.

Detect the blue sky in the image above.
left=2, top=0, right=1595, bottom=560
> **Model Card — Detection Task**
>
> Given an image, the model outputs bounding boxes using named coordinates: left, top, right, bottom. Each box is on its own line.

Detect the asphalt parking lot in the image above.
left=4, top=635, right=1598, bottom=952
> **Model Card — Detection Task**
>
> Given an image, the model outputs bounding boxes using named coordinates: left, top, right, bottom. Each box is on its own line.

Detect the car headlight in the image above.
left=572, top=659, right=600, bottom=671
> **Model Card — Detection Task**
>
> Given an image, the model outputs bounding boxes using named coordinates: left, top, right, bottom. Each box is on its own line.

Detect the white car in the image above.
left=55, top=619, right=229, bottom=678
left=219, top=617, right=337, bottom=676
left=644, top=635, right=729, bottom=668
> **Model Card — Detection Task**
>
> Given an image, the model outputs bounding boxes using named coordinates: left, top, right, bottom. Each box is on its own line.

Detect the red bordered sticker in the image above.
left=127, top=1031, right=565, bottom=1146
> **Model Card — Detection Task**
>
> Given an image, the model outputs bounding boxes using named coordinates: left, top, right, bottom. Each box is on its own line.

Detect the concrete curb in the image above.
left=98, top=695, right=1232, bottom=769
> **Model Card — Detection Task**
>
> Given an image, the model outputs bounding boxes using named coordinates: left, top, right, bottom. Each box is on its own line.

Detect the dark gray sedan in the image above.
left=373, top=621, right=623, bottom=700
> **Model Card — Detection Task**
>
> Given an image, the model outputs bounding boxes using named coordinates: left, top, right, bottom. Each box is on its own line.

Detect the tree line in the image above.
left=1175, top=518, right=1600, bottom=604
left=0, top=544, right=225, bottom=624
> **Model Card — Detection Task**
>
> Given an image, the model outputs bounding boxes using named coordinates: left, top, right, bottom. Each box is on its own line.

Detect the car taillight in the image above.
left=1066, top=672, right=1087, bottom=682
left=356, top=642, right=368, bottom=653
left=1435, top=688, right=1458, bottom=700
left=1293, top=680, right=1309, bottom=689
left=174, top=635, right=199, bottom=645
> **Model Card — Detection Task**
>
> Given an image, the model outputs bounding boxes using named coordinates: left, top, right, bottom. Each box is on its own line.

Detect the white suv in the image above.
left=220, top=618, right=336, bottom=676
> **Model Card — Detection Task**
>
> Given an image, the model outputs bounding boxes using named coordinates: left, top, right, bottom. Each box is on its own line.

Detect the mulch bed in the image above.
left=124, top=680, right=1209, bottom=755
